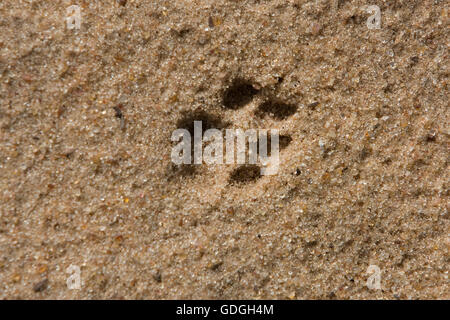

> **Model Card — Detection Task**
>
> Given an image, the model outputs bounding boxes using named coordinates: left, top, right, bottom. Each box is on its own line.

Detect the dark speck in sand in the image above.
left=33, top=279, right=48, bottom=292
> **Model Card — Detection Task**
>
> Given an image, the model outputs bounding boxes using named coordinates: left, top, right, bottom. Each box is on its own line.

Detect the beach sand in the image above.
left=0, top=0, right=448, bottom=299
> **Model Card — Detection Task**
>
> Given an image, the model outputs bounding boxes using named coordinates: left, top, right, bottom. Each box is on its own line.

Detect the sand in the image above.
left=0, top=0, right=448, bottom=299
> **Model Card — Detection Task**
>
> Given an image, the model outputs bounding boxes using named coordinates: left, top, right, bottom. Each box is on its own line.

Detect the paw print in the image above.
left=168, top=76, right=297, bottom=191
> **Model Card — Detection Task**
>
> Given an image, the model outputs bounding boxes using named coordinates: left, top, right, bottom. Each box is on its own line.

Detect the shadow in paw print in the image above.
left=223, top=78, right=259, bottom=110
left=260, top=133, right=292, bottom=157
left=255, top=100, right=297, bottom=120
left=168, top=109, right=229, bottom=180
left=176, top=109, right=228, bottom=136
left=166, top=163, right=197, bottom=180
left=279, top=134, right=292, bottom=150
left=228, top=164, right=261, bottom=185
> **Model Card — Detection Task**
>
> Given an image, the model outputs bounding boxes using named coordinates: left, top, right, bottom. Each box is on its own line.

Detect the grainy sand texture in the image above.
left=0, top=0, right=449, bottom=299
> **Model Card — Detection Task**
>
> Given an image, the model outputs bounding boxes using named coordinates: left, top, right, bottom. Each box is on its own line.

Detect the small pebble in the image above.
left=208, top=16, right=214, bottom=28
left=153, top=271, right=162, bottom=283
left=307, top=102, right=319, bottom=109
left=33, top=279, right=48, bottom=293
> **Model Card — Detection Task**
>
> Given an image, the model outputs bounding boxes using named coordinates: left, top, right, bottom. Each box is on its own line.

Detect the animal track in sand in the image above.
left=169, top=77, right=297, bottom=187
